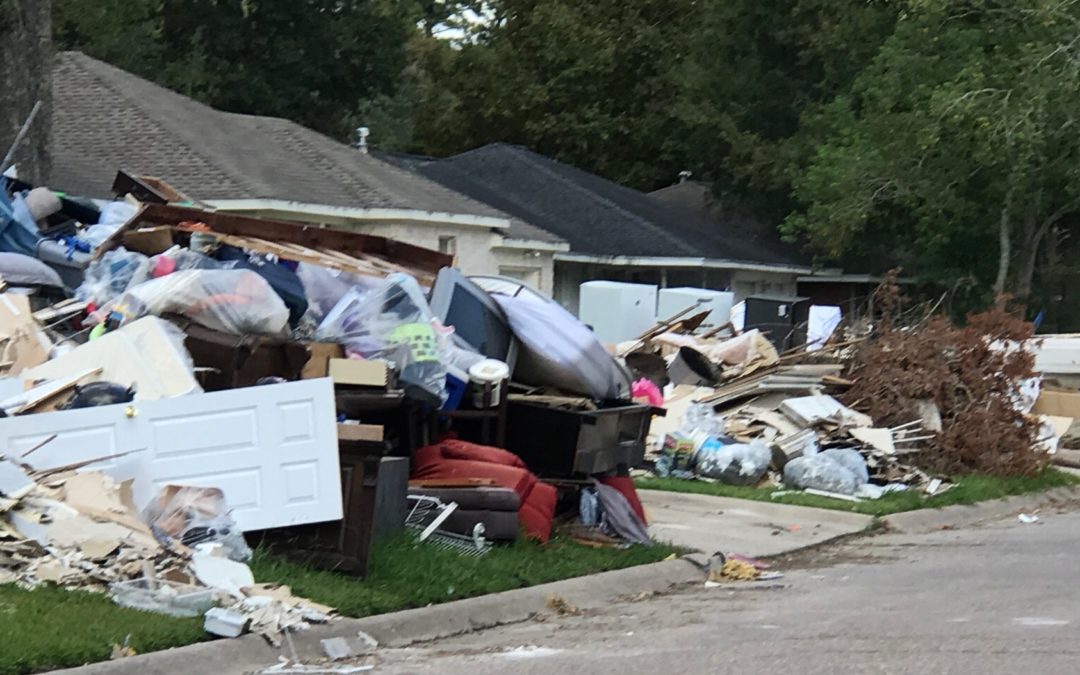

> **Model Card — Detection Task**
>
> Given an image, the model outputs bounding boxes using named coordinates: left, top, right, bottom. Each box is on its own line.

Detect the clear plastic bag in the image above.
left=316, top=273, right=448, bottom=403
left=694, top=438, right=771, bottom=485
left=94, top=269, right=290, bottom=336
left=819, top=448, right=869, bottom=485
left=76, top=248, right=151, bottom=305
left=149, top=247, right=235, bottom=278
left=782, top=452, right=868, bottom=495
left=143, top=485, right=252, bottom=562
left=682, top=402, right=725, bottom=438
left=297, top=262, right=380, bottom=323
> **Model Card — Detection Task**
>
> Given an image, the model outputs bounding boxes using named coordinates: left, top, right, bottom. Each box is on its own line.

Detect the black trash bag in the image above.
left=64, top=382, right=136, bottom=409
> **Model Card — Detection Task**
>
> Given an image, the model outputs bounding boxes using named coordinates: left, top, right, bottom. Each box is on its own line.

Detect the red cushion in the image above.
left=520, top=482, right=557, bottom=543
left=410, top=441, right=554, bottom=542
left=439, top=439, right=527, bottom=468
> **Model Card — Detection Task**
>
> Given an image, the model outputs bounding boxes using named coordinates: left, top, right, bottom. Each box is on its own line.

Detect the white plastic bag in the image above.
left=95, top=269, right=289, bottom=336
left=783, top=449, right=869, bottom=495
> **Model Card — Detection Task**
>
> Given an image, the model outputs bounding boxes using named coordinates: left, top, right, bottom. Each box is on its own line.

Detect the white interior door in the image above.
left=4, top=378, right=342, bottom=532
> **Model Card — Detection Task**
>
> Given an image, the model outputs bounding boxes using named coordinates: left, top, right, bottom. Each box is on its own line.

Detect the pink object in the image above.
left=152, top=256, right=177, bottom=278
left=632, top=378, right=664, bottom=406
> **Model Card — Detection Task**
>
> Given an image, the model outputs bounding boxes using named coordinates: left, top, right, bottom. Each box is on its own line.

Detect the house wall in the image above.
left=491, top=247, right=556, bottom=296
left=730, top=270, right=799, bottom=302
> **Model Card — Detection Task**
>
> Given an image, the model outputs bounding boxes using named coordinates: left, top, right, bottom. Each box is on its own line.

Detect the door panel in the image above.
left=4, top=379, right=341, bottom=532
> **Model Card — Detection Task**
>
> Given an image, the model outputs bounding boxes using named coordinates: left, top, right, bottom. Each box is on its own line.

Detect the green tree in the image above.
left=53, top=0, right=410, bottom=139
left=396, top=0, right=705, bottom=188
left=785, top=0, right=1080, bottom=301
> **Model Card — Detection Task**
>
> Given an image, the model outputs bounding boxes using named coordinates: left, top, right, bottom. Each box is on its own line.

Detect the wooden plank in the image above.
left=337, top=423, right=384, bottom=442
left=100, top=203, right=452, bottom=276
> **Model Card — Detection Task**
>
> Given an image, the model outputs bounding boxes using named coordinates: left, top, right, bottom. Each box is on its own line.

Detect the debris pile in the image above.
left=0, top=463, right=335, bottom=642
left=841, top=279, right=1045, bottom=476
left=635, top=273, right=1053, bottom=500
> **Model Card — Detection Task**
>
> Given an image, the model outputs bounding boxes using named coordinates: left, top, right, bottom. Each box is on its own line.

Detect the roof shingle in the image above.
left=49, top=52, right=507, bottom=220
left=415, top=144, right=806, bottom=266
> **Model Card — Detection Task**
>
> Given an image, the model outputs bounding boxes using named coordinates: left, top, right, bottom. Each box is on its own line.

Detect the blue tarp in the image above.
left=0, top=180, right=42, bottom=256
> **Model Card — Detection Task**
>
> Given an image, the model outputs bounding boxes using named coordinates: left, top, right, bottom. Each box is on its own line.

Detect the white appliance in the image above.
left=657, top=287, right=734, bottom=328
left=579, top=281, right=658, bottom=344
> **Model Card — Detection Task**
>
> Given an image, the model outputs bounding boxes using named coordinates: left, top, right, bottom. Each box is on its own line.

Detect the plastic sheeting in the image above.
left=0, top=185, right=42, bottom=256
left=77, top=248, right=152, bottom=306
left=316, top=273, right=449, bottom=403
left=97, top=269, right=290, bottom=336
left=493, top=293, right=631, bottom=400
left=694, top=438, right=772, bottom=485
left=807, top=305, right=842, bottom=352
left=782, top=449, right=869, bottom=495
left=143, top=485, right=252, bottom=562
left=297, top=263, right=380, bottom=324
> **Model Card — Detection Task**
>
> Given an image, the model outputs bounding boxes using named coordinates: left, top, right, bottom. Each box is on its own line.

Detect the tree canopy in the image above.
left=50, top=0, right=1080, bottom=324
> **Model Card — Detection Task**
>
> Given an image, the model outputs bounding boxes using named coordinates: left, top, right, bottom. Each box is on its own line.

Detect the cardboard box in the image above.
left=1032, top=389, right=1080, bottom=418
left=328, top=358, right=389, bottom=388
left=337, top=423, right=385, bottom=442
left=122, top=227, right=175, bottom=256
left=300, top=342, right=345, bottom=379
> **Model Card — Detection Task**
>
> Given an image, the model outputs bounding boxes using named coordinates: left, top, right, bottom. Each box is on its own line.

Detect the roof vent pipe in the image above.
left=356, top=127, right=370, bottom=154
left=678, top=170, right=692, bottom=183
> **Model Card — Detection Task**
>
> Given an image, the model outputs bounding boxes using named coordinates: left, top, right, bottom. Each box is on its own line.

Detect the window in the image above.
left=438, top=235, right=457, bottom=255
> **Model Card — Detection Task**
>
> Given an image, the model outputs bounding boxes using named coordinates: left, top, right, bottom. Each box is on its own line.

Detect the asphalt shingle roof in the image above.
left=415, top=144, right=805, bottom=266
left=49, top=52, right=508, bottom=220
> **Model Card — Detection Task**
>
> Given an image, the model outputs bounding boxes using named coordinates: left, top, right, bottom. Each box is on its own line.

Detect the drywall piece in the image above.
left=192, top=554, right=255, bottom=597
left=205, top=607, right=249, bottom=638
left=780, top=395, right=873, bottom=428
left=0, top=459, right=33, bottom=498
left=321, top=637, right=353, bottom=660
left=850, top=427, right=896, bottom=455
left=2, top=378, right=342, bottom=532
left=0, top=293, right=51, bottom=374
left=22, top=317, right=201, bottom=401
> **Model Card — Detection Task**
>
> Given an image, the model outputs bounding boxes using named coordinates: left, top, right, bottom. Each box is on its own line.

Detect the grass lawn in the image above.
left=636, top=468, right=1080, bottom=517
left=0, top=536, right=676, bottom=675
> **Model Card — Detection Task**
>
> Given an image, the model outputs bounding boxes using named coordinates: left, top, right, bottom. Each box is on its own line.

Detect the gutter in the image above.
left=496, top=238, right=571, bottom=253
left=205, top=199, right=511, bottom=230
left=554, top=252, right=813, bottom=275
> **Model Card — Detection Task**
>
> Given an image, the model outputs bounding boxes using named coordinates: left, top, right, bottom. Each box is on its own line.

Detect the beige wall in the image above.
left=491, top=246, right=556, bottom=296
left=730, top=270, right=799, bottom=301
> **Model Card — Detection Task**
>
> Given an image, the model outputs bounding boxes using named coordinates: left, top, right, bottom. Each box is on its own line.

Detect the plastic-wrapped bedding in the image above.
left=492, top=293, right=631, bottom=400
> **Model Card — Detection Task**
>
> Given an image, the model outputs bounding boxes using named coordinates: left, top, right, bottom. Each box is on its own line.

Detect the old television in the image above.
left=428, top=267, right=519, bottom=374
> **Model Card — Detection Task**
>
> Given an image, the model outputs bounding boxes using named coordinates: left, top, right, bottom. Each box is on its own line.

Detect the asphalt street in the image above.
left=367, top=507, right=1080, bottom=674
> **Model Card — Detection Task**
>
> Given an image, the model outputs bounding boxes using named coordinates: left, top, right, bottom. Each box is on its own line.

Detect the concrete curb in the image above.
left=882, top=486, right=1080, bottom=533
left=52, top=558, right=703, bottom=675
